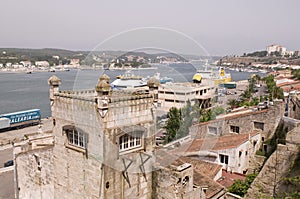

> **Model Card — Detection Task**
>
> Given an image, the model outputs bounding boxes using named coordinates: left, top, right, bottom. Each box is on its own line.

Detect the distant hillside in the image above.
left=0, top=48, right=220, bottom=66
left=0, top=48, right=88, bottom=59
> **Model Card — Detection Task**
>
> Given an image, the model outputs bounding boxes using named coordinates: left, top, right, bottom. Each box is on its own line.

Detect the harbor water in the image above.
left=0, top=63, right=264, bottom=118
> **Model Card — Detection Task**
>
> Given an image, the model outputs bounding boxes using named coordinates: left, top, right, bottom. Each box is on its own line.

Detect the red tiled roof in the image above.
left=193, top=171, right=225, bottom=198
left=156, top=151, right=225, bottom=198
left=217, top=169, right=246, bottom=188
left=178, top=131, right=260, bottom=153
left=178, top=156, right=222, bottom=179
left=277, top=81, right=299, bottom=87
left=281, top=83, right=300, bottom=92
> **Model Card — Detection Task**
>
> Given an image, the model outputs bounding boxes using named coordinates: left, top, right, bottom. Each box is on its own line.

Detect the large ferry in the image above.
left=112, top=71, right=173, bottom=89
left=193, top=66, right=231, bottom=85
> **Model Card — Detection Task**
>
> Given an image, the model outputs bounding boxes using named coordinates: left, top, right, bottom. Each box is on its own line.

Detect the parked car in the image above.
left=257, top=101, right=269, bottom=110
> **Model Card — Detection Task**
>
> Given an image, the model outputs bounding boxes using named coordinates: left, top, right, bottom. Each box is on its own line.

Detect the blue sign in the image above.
left=1, top=109, right=41, bottom=125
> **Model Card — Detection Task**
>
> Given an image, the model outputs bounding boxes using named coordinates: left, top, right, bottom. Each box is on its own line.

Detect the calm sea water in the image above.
left=0, top=63, right=262, bottom=118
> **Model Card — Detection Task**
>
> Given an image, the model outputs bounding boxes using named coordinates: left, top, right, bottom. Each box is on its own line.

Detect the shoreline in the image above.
left=0, top=66, right=159, bottom=74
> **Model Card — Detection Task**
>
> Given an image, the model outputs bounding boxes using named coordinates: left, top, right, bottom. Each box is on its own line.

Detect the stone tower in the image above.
left=15, top=74, right=156, bottom=199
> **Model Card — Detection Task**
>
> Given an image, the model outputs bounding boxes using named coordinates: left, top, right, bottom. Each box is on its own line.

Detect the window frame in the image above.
left=208, top=126, right=218, bottom=135
left=118, top=131, right=143, bottom=153
left=254, top=121, right=264, bottom=131
left=230, top=125, right=240, bottom=134
left=63, top=126, right=88, bottom=152
left=219, top=154, right=229, bottom=165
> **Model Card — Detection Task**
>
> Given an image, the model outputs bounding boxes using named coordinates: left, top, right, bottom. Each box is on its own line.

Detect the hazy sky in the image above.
left=1, top=0, right=299, bottom=56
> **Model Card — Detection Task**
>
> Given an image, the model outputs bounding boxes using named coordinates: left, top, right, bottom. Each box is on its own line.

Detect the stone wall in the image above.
left=14, top=134, right=55, bottom=199
left=248, top=155, right=266, bottom=174
left=245, top=144, right=299, bottom=198
left=153, top=165, right=202, bottom=199
left=190, top=101, right=284, bottom=141
left=288, top=94, right=300, bottom=120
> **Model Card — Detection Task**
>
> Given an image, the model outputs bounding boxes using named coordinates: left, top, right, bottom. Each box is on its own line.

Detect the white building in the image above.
left=157, top=81, right=216, bottom=112
left=20, top=61, right=32, bottom=67
left=283, top=51, right=295, bottom=57
left=294, top=51, right=300, bottom=57
left=35, top=61, right=50, bottom=67
left=69, top=58, right=80, bottom=66
left=178, top=131, right=261, bottom=174
left=266, top=44, right=287, bottom=55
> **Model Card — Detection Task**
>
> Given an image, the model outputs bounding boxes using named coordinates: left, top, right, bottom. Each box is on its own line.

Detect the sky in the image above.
left=0, top=0, right=300, bottom=56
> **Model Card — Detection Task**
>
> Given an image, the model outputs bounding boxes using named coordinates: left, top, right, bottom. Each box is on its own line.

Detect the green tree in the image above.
left=199, top=109, right=212, bottom=122
left=228, top=174, right=258, bottom=197
left=164, top=107, right=181, bottom=143
left=292, top=69, right=300, bottom=80
left=227, top=99, right=239, bottom=109
left=228, top=179, right=248, bottom=196
left=177, top=101, right=193, bottom=138
left=264, top=75, right=284, bottom=100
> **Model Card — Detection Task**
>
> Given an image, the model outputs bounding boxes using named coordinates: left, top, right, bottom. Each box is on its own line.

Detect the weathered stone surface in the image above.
left=245, top=144, right=299, bottom=198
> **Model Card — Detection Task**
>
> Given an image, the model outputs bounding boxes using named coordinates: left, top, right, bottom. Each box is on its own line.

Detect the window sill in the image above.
left=119, top=146, right=143, bottom=156
left=65, top=143, right=86, bottom=154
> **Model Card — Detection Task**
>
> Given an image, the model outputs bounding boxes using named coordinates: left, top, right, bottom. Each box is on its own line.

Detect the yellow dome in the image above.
left=192, top=73, right=202, bottom=82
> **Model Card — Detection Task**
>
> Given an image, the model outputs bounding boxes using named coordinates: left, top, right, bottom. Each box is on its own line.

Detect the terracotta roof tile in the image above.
left=170, top=157, right=225, bottom=198
left=177, top=131, right=260, bottom=153
left=155, top=151, right=225, bottom=198
left=193, top=171, right=225, bottom=198
left=217, top=170, right=246, bottom=188
left=178, top=156, right=222, bottom=179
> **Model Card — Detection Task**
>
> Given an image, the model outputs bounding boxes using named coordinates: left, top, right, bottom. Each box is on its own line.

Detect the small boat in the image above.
left=160, top=76, right=173, bottom=84
left=153, top=73, right=173, bottom=84
left=49, top=68, right=56, bottom=72
left=116, top=70, right=143, bottom=80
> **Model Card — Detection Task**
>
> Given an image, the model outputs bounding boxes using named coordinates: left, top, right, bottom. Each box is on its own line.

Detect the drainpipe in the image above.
left=13, top=142, right=19, bottom=199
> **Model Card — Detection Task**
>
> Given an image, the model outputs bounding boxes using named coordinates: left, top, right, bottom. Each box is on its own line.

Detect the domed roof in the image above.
left=147, top=77, right=160, bottom=88
left=48, top=75, right=61, bottom=86
left=95, top=80, right=111, bottom=92
left=99, top=74, right=110, bottom=82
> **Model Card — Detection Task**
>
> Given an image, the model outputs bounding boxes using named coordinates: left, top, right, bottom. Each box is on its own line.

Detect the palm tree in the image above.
left=227, top=99, right=239, bottom=109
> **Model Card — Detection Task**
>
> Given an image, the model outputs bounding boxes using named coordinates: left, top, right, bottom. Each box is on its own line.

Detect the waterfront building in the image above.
left=20, top=61, right=32, bottom=67
left=35, top=61, right=50, bottom=67
left=69, top=58, right=80, bottom=66
left=157, top=81, right=216, bottom=112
